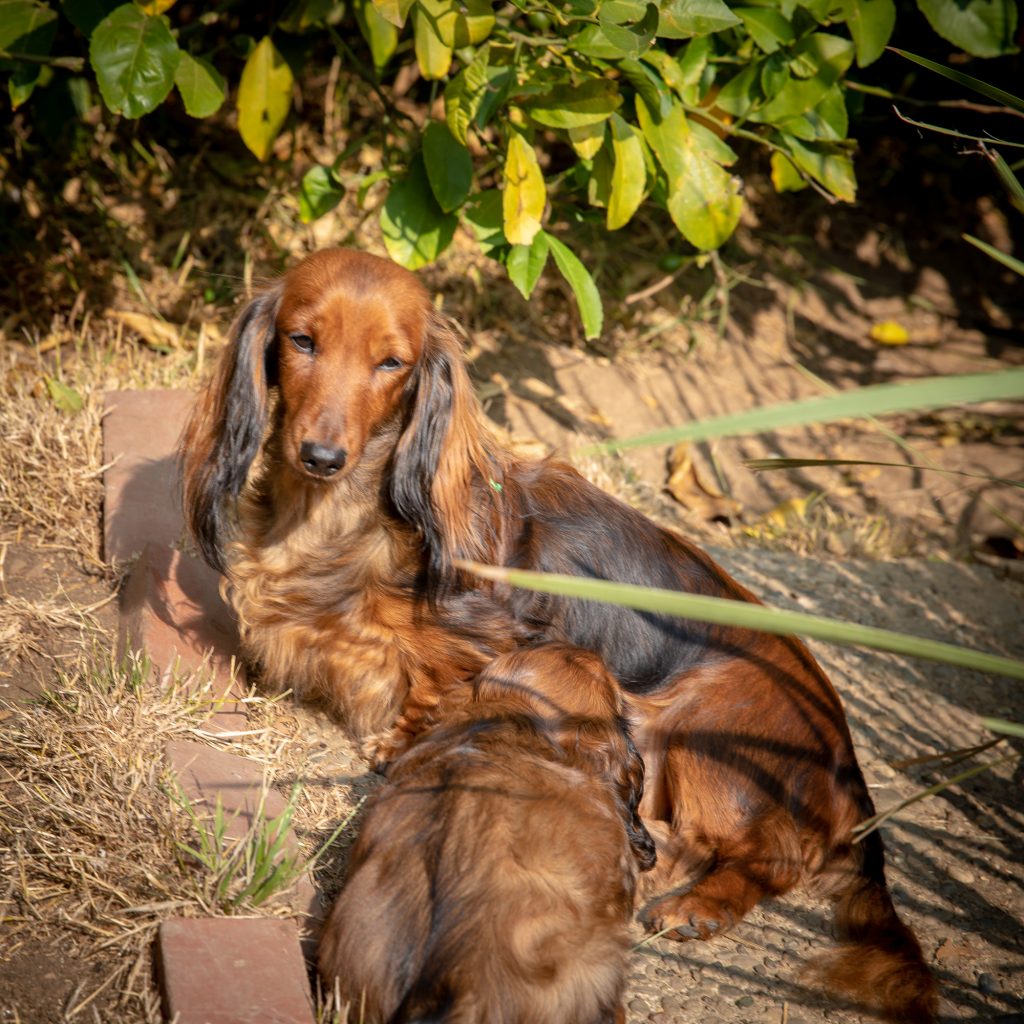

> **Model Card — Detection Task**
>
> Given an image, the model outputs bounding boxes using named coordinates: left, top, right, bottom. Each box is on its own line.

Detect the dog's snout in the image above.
left=300, top=440, right=347, bottom=477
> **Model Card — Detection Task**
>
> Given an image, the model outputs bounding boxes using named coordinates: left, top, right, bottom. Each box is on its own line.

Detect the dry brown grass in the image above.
left=0, top=647, right=366, bottom=1023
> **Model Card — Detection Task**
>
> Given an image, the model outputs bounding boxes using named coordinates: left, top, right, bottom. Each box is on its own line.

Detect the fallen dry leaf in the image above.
left=666, top=442, right=741, bottom=521
left=109, top=310, right=180, bottom=350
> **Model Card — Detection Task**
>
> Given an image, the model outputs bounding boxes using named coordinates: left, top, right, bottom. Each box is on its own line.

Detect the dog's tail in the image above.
left=810, top=827, right=937, bottom=1023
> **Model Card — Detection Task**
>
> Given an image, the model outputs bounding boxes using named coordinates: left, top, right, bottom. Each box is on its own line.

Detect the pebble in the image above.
left=978, top=972, right=999, bottom=994
left=735, top=995, right=755, bottom=1008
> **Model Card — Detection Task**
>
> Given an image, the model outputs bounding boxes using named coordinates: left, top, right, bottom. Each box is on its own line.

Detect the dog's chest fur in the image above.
left=225, top=468, right=500, bottom=743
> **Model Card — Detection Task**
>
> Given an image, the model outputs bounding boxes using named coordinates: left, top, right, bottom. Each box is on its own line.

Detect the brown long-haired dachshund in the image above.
left=181, top=248, right=937, bottom=1023
left=318, top=644, right=656, bottom=1024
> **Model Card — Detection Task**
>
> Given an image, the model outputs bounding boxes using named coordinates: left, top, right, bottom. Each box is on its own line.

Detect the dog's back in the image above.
left=319, top=646, right=651, bottom=1024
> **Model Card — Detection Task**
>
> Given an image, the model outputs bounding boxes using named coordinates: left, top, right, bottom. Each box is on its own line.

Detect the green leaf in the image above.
left=916, top=0, right=1017, bottom=57
left=889, top=47, right=1024, bottom=112
left=963, top=234, right=1024, bottom=277
left=714, top=62, right=761, bottom=117
left=380, top=155, right=457, bottom=269
left=45, top=377, right=83, bottom=415
left=298, top=165, right=344, bottom=223
left=89, top=4, right=180, bottom=119
left=174, top=52, right=225, bottom=118
left=370, top=0, right=414, bottom=27
left=502, top=131, right=546, bottom=245
left=506, top=232, right=550, bottom=299
left=277, top=0, right=338, bottom=32
left=457, top=562, right=1024, bottom=682
left=673, top=34, right=712, bottom=102
left=236, top=37, right=294, bottom=161
left=636, top=94, right=689, bottom=182
left=462, top=189, right=507, bottom=256
left=579, top=368, right=1024, bottom=453
left=658, top=0, right=740, bottom=38
left=777, top=83, right=848, bottom=141
left=572, top=24, right=631, bottom=59
left=0, top=0, right=55, bottom=49
left=568, top=120, right=606, bottom=159
left=619, top=58, right=672, bottom=119
left=2, top=0, right=56, bottom=109
left=840, top=0, right=895, bottom=66
left=544, top=233, right=603, bottom=339
left=413, top=0, right=455, bottom=79
left=690, top=120, right=738, bottom=165
left=423, top=121, right=472, bottom=212
left=734, top=6, right=794, bottom=53
left=444, top=46, right=491, bottom=144
left=607, top=112, right=646, bottom=230
left=355, top=0, right=398, bottom=68
left=526, top=78, right=622, bottom=129
left=598, top=0, right=659, bottom=56
left=780, top=134, right=856, bottom=200
left=587, top=142, right=613, bottom=208
left=752, top=33, right=854, bottom=124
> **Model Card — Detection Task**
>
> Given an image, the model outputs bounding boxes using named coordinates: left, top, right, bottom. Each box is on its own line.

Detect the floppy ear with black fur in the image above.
left=389, top=311, right=507, bottom=595
left=180, top=286, right=282, bottom=573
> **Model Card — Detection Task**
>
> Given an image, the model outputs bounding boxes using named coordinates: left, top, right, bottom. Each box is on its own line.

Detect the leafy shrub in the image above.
left=1, top=0, right=1018, bottom=335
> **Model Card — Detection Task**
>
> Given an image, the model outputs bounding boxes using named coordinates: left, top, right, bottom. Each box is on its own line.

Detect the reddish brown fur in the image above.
left=180, top=249, right=937, bottom=1022
left=318, top=644, right=655, bottom=1024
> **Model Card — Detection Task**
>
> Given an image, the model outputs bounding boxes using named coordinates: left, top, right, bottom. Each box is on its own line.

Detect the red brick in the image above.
left=103, top=389, right=194, bottom=563
left=119, top=542, right=246, bottom=730
left=157, top=917, right=315, bottom=1024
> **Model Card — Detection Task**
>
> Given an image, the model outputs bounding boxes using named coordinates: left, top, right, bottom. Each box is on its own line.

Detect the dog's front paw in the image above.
left=360, top=726, right=413, bottom=773
left=639, top=893, right=733, bottom=942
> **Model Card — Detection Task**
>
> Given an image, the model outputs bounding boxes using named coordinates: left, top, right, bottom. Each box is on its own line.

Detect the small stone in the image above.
left=718, top=984, right=744, bottom=997
left=736, top=995, right=755, bottom=1008
left=629, top=997, right=650, bottom=1014
left=978, top=973, right=998, bottom=994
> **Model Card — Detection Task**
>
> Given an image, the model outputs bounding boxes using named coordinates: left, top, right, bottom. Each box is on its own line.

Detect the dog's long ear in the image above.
left=618, top=729, right=657, bottom=872
left=179, top=286, right=281, bottom=573
left=389, top=311, right=505, bottom=594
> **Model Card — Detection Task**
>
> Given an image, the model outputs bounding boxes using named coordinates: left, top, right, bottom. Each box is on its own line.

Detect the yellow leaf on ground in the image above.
left=666, top=442, right=741, bottom=521
left=869, top=320, right=910, bottom=346
left=110, top=311, right=180, bottom=349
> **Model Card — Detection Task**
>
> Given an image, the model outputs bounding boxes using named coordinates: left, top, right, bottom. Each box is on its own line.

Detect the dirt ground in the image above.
left=1, top=124, right=1023, bottom=1022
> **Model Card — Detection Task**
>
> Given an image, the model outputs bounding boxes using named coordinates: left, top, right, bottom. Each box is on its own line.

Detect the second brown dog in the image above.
left=318, top=644, right=655, bottom=1024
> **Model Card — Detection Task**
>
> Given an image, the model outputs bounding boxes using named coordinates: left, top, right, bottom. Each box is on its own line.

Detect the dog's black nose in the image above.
left=300, top=440, right=347, bottom=477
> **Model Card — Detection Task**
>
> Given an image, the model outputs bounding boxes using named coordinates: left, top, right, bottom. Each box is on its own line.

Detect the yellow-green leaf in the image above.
left=452, top=0, right=495, bottom=46
left=503, top=132, right=545, bottom=246
left=139, top=0, right=176, bottom=13
left=568, top=121, right=606, bottom=159
left=666, top=146, right=743, bottom=251
left=636, top=96, right=689, bottom=184
left=770, top=151, right=808, bottom=193
left=607, top=113, right=645, bottom=230
left=237, top=37, right=294, bottom=161
left=45, top=377, right=83, bottom=415
left=413, top=0, right=455, bottom=79
left=355, top=0, right=398, bottom=69
left=781, top=135, right=856, bottom=202
left=371, top=0, right=415, bottom=27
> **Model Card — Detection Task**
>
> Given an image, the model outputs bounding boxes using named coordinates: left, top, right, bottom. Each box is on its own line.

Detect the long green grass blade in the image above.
left=852, top=752, right=1019, bottom=841
left=744, top=456, right=1023, bottom=488
left=577, top=369, right=1024, bottom=455
left=891, top=107, right=1024, bottom=149
left=456, top=560, right=1024, bottom=681
left=964, top=234, right=1024, bottom=276
left=991, top=149, right=1024, bottom=214
left=888, top=48, right=1024, bottom=113
left=981, top=717, right=1024, bottom=739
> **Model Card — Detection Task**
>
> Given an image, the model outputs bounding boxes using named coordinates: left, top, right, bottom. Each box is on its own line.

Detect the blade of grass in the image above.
left=576, top=368, right=1024, bottom=455
left=963, top=234, right=1024, bottom=276
left=981, top=717, right=1024, bottom=739
left=891, top=108, right=1024, bottom=149
left=744, top=456, right=1023, bottom=487
left=852, top=752, right=1019, bottom=841
left=888, top=48, right=1024, bottom=113
left=988, top=148, right=1024, bottom=214
left=890, top=736, right=1004, bottom=770
left=455, top=560, right=1024, bottom=681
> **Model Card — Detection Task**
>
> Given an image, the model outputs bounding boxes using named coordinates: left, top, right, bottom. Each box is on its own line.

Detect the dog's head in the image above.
left=475, top=644, right=657, bottom=871
left=180, top=249, right=500, bottom=578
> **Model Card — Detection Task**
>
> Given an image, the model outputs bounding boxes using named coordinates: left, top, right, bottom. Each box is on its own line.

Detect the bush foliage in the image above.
left=1, top=0, right=1018, bottom=334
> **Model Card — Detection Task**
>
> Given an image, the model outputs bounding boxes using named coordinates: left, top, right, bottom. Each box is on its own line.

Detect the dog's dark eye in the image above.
left=377, top=356, right=403, bottom=371
left=290, top=333, right=314, bottom=353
